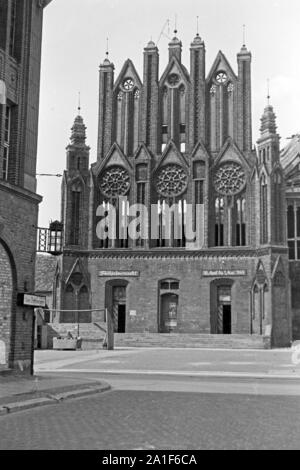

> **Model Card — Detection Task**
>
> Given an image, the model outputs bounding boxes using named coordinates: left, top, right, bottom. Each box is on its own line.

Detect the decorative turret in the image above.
left=97, top=52, right=115, bottom=160
left=260, top=103, right=277, bottom=137
left=168, top=31, right=182, bottom=62
left=237, top=43, right=252, bottom=152
left=190, top=33, right=206, bottom=146
left=70, top=114, right=87, bottom=145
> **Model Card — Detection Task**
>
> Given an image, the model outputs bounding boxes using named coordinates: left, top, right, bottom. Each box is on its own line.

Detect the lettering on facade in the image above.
left=98, top=271, right=140, bottom=277
left=202, top=270, right=247, bottom=277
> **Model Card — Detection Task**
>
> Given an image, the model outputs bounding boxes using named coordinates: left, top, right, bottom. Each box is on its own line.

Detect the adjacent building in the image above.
left=0, top=0, right=52, bottom=373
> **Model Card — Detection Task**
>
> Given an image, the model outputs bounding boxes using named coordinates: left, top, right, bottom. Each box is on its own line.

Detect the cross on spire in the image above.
left=243, top=24, right=246, bottom=46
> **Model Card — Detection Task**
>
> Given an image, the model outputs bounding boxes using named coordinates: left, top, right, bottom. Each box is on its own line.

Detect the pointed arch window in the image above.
left=235, top=197, right=246, bottom=246
left=215, top=197, right=225, bottom=246
left=260, top=175, right=268, bottom=244
left=70, top=183, right=82, bottom=246
left=274, top=172, right=283, bottom=243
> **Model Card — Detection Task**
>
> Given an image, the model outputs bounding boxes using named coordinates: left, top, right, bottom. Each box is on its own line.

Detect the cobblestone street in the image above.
left=0, top=389, right=300, bottom=450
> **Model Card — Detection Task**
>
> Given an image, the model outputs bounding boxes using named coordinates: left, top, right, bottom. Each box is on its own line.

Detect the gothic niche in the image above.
left=214, top=162, right=246, bottom=196
left=156, top=165, right=188, bottom=198
left=99, top=166, right=131, bottom=198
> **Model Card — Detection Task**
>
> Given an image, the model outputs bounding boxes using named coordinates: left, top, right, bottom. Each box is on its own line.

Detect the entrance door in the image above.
left=117, top=305, right=126, bottom=333
left=160, top=294, right=178, bottom=333
left=217, top=286, right=232, bottom=334
left=112, top=286, right=126, bottom=333
left=222, top=305, right=232, bottom=334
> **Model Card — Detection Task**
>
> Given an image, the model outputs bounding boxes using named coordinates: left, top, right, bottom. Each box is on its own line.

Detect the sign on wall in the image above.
left=98, top=271, right=140, bottom=277
left=202, top=270, right=247, bottom=277
left=17, top=293, right=46, bottom=308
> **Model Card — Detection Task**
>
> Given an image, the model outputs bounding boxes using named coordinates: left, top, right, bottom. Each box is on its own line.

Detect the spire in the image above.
left=191, top=16, right=204, bottom=48
left=70, top=113, right=87, bottom=145
left=260, top=101, right=277, bottom=136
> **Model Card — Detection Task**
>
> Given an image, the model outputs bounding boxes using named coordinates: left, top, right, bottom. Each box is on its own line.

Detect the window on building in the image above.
left=287, top=203, right=300, bottom=260
left=215, top=197, right=224, bottom=246
left=260, top=176, right=268, bottom=244
left=160, top=280, right=180, bottom=290
left=235, top=197, right=246, bottom=246
left=2, top=105, right=11, bottom=180
left=70, top=188, right=81, bottom=245
left=162, top=125, right=168, bottom=135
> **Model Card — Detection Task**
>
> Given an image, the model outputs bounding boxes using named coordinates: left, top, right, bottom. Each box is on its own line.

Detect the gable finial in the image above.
left=243, top=24, right=246, bottom=47
left=174, top=13, right=178, bottom=35
left=78, top=91, right=81, bottom=115
left=196, top=15, right=199, bottom=36
left=106, top=37, right=109, bottom=59
left=267, top=78, right=270, bottom=105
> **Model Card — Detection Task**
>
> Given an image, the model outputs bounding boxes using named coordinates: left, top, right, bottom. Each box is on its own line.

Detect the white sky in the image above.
left=37, top=0, right=300, bottom=227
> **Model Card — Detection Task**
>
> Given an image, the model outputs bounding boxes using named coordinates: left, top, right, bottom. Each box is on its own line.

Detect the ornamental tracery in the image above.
left=100, top=166, right=130, bottom=198
left=214, top=162, right=246, bottom=196
left=156, top=164, right=188, bottom=197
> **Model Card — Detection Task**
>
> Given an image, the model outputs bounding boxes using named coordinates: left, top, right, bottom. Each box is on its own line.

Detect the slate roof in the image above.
left=35, top=253, right=58, bottom=292
left=280, top=134, right=300, bottom=188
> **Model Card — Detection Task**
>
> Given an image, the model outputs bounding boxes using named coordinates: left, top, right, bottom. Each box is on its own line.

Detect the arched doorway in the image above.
left=105, top=280, right=128, bottom=333
left=210, top=279, right=234, bottom=335
left=158, top=279, right=180, bottom=333
left=0, top=240, right=14, bottom=367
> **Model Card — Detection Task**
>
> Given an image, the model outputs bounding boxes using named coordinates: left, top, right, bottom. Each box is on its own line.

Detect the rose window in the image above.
left=156, top=165, right=188, bottom=197
left=168, top=73, right=180, bottom=87
left=100, top=166, right=130, bottom=198
left=123, top=78, right=134, bottom=91
left=216, top=71, right=227, bottom=84
left=214, top=163, right=246, bottom=196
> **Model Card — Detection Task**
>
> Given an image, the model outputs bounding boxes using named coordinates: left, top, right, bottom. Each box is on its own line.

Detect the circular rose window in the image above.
left=100, top=166, right=130, bottom=198
left=123, top=78, right=135, bottom=91
left=168, top=73, right=180, bottom=87
left=156, top=165, right=188, bottom=198
left=216, top=71, right=227, bottom=84
left=214, top=162, right=246, bottom=196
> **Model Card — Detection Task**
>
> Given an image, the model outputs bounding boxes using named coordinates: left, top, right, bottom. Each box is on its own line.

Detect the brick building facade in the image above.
left=0, top=0, right=52, bottom=372
left=53, top=33, right=293, bottom=348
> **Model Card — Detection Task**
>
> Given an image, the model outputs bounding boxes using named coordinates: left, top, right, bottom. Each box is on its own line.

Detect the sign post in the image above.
left=106, top=308, right=114, bottom=350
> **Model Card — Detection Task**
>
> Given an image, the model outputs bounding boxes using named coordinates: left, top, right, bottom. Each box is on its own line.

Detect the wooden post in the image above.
left=106, top=308, right=114, bottom=350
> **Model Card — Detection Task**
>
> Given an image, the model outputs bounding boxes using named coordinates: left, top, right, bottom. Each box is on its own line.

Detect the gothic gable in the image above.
left=213, top=138, right=251, bottom=171
left=207, top=50, right=237, bottom=84
left=154, top=140, right=188, bottom=173
left=134, top=144, right=152, bottom=162
left=271, top=256, right=286, bottom=287
left=253, top=260, right=268, bottom=287
left=93, top=143, right=132, bottom=177
left=114, top=59, right=142, bottom=92
left=64, top=258, right=89, bottom=287
left=191, top=140, right=210, bottom=163
left=159, top=55, right=190, bottom=89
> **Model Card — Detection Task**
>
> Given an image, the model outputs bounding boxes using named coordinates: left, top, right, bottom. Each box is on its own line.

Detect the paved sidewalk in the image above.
left=0, top=374, right=110, bottom=416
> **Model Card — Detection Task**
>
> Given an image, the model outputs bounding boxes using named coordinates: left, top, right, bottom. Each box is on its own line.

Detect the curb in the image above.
left=0, top=383, right=111, bottom=417
left=39, top=368, right=300, bottom=381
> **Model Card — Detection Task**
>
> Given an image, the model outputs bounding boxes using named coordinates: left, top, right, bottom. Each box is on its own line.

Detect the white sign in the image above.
left=23, top=294, right=46, bottom=308
left=98, top=270, right=140, bottom=277
left=0, top=341, right=6, bottom=365
left=129, top=310, right=137, bottom=317
left=202, top=270, right=247, bottom=277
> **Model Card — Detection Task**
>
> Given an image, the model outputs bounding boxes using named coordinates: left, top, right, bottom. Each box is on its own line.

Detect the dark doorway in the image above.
left=160, top=293, right=178, bottom=333
left=117, top=305, right=126, bottom=333
left=222, top=305, right=232, bottom=334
